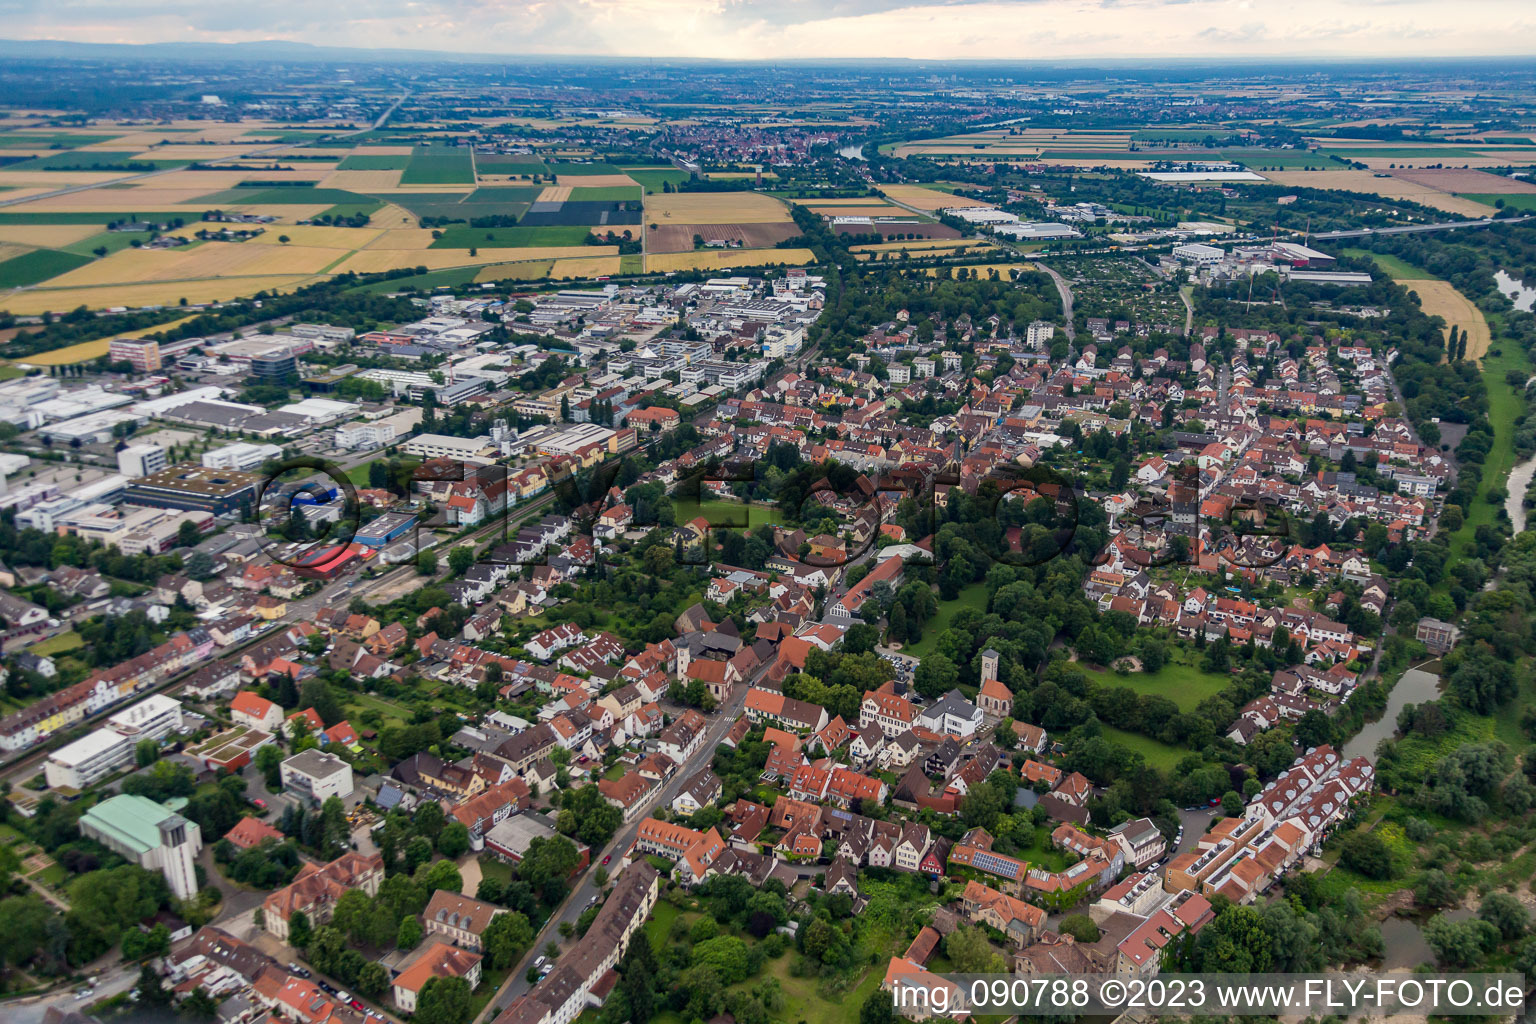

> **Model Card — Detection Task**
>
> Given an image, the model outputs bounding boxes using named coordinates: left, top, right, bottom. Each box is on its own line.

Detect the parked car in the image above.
left=601, top=854, right=611, bottom=865
left=350, top=1000, right=365, bottom=1011
left=318, top=982, right=337, bottom=995
left=253, top=798, right=267, bottom=809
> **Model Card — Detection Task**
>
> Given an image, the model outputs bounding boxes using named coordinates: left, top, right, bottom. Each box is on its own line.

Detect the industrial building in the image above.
left=124, top=464, right=258, bottom=516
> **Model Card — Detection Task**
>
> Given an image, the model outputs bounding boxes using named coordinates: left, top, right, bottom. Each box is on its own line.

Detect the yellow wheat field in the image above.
left=129, top=145, right=266, bottom=161
left=1400, top=279, right=1492, bottom=361
left=536, top=186, right=573, bottom=203
left=147, top=170, right=253, bottom=189
left=544, top=255, right=622, bottom=278
left=473, top=261, right=555, bottom=283
left=14, top=314, right=204, bottom=366
left=644, top=192, right=791, bottom=223
left=0, top=224, right=102, bottom=247
left=800, top=204, right=911, bottom=218
left=330, top=245, right=617, bottom=274
left=1258, top=170, right=1498, bottom=217
left=925, top=262, right=1036, bottom=278
left=350, top=146, right=414, bottom=156
left=0, top=170, right=128, bottom=188
left=319, top=169, right=405, bottom=191
left=556, top=174, right=640, bottom=189
left=362, top=229, right=441, bottom=250
left=248, top=226, right=385, bottom=248
left=43, top=242, right=349, bottom=287
left=644, top=247, right=815, bottom=273
left=880, top=185, right=993, bottom=211
left=0, top=244, right=31, bottom=263
left=0, top=275, right=317, bottom=315
left=800, top=197, right=890, bottom=206
left=5, top=189, right=223, bottom=212
left=234, top=205, right=332, bottom=223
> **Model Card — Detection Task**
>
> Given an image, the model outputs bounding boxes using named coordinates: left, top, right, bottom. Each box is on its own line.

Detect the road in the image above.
left=1312, top=214, right=1532, bottom=240
left=1037, top=264, right=1076, bottom=341
left=472, top=671, right=762, bottom=1024
left=5, top=960, right=140, bottom=1024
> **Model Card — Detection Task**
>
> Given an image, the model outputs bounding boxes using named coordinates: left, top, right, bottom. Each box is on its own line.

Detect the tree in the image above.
left=417, top=550, right=438, bottom=575
left=482, top=910, right=534, bottom=968
left=288, top=910, right=312, bottom=949
left=1294, top=709, right=1334, bottom=749
left=134, top=738, right=161, bottom=768
left=860, top=991, right=895, bottom=1024
left=1340, top=829, right=1393, bottom=880
left=414, top=801, right=446, bottom=843
left=278, top=235, right=291, bottom=244
left=357, top=961, right=389, bottom=999
left=437, top=822, right=470, bottom=858
left=943, top=926, right=1005, bottom=973
left=415, top=976, right=474, bottom=1024
left=138, top=963, right=170, bottom=1005
left=255, top=743, right=283, bottom=790
left=449, top=546, right=476, bottom=576
left=404, top=836, right=434, bottom=874
left=1479, top=890, right=1529, bottom=940
left=397, top=913, right=424, bottom=950
left=420, top=859, right=463, bottom=894
left=1424, top=914, right=1499, bottom=967
left=1220, top=791, right=1243, bottom=817
left=914, top=653, right=959, bottom=698
left=1060, top=914, right=1100, bottom=943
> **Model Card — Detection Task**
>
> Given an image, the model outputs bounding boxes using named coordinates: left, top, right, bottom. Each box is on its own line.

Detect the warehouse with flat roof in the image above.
left=124, top=464, right=258, bottom=515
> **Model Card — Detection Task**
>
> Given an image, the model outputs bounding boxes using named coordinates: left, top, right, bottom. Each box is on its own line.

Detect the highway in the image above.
left=1311, top=213, right=1532, bottom=240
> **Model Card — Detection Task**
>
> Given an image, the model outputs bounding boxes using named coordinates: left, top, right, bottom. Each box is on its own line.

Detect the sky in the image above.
left=3, top=0, right=1536, bottom=60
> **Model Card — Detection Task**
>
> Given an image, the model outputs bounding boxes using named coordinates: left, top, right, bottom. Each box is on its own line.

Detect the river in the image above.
left=1341, top=666, right=1443, bottom=761
left=1495, top=269, right=1536, bottom=312
left=838, top=143, right=867, bottom=161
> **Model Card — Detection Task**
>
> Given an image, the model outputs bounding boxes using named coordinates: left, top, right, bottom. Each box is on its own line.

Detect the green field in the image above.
left=476, top=261, right=556, bottom=283
left=624, top=167, right=688, bottom=193
left=349, top=264, right=488, bottom=294
left=547, top=162, right=619, bottom=176
left=0, top=133, right=125, bottom=148
left=462, top=187, right=543, bottom=204
left=1461, top=194, right=1536, bottom=211
left=1447, top=341, right=1530, bottom=565
left=317, top=201, right=385, bottom=221
left=28, top=631, right=83, bottom=656
left=1079, top=653, right=1232, bottom=712
left=401, top=145, right=476, bottom=185
left=901, top=581, right=989, bottom=658
left=0, top=211, right=190, bottom=225
left=337, top=153, right=410, bottom=170
left=619, top=254, right=643, bottom=274
left=0, top=248, right=93, bottom=288
left=1322, top=147, right=1481, bottom=158
left=474, top=156, right=548, bottom=175
left=6, top=153, right=185, bottom=172
left=669, top=498, right=785, bottom=532
left=62, top=230, right=152, bottom=257
left=1344, top=249, right=1433, bottom=279
left=201, top=186, right=371, bottom=205
left=569, top=186, right=642, bottom=202
left=429, top=225, right=592, bottom=249
left=1097, top=725, right=1186, bottom=770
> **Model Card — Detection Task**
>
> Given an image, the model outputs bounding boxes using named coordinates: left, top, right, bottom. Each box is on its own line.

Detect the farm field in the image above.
left=0, top=248, right=92, bottom=288
left=472, top=260, right=556, bottom=283
left=246, top=225, right=385, bottom=248
left=799, top=203, right=912, bottom=217
left=647, top=222, right=801, bottom=252
left=880, top=184, right=992, bottom=210
left=1343, top=249, right=1432, bottom=279
left=1257, top=169, right=1498, bottom=217
left=644, top=191, right=792, bottom=223
left=851, top=238, right=993, bottom=253
left=337, top=153, right=411, bottom=170
left=643, top=247, right=815, bottom=272
left=1398, top=279, right=1492, bottom=361
left=1387, top=167, right=1536, bottom=194
left=332, top=245, right=615, bottom=274
left=624, top=167, right=687, bottom=192
left=925, top=262, right=1034, bottom=278
left=399, top=145, right=476, bottom=185
left=40, top=241, right=347, bottom=287
left=1466, top=194, right=1536, bottom=211
left=0, top=275, right=315, bottom=315
left=429, top=225, right=592, bottom=248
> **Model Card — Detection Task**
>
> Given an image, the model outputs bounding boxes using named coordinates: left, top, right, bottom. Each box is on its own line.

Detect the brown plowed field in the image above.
left=648, top=222, right=802, bottom=253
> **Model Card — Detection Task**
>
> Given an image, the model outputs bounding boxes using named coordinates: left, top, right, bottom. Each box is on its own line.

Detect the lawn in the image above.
left=669, top=497, right=785, bottom=532
left=1097, top=725, right=1186, bottom=770
left=1461, top=194, right=1536, bottom=212
left=1078, top=653, right=1231, bottom=712
left=345, top=461, right=385, bottom=486
left=902, top=582, right=989, bottom=658
left=429, top=225, right=592, bottom=249
left=1343, top=249, right=1434, bottom=279
left=28, top=631, right=83, bottom=656
left=0, top=248, right=93, bottom=288
left=643, top=900, right=683, bottom=954
left=401, top=145, right=476, bottom=185
left=1443, top=335, right=1530, bottom=565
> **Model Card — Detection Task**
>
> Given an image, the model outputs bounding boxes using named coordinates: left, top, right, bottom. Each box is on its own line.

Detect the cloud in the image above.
left=1, top=0, right=1534, bottom=57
